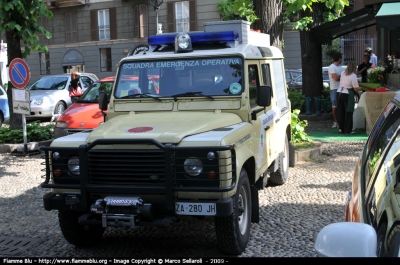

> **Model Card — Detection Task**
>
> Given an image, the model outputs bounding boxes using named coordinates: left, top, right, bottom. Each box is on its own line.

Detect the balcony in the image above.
left=44, top=0, right=86, bottom=9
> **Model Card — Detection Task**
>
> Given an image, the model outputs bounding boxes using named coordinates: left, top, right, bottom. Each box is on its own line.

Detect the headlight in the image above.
left=67, top=156, right=80, bottom=176
left=33, top=98, right=44, bottom=105
left=183, top=157, right=203, bottom=177
left=55, top=121, right=67, bottom=128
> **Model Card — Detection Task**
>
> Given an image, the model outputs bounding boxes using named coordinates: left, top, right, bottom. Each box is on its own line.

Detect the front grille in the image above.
left=88, top=149, right=166, bottom=185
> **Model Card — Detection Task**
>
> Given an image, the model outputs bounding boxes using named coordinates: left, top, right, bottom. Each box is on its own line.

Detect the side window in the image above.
left=366, top=129, right=400, bottom=227
left=261, top=64, right=272, bottom=87
left=248, top=65, right=259, bottom=106
left=80, top=76, right=95, bottom=88
left=365, top=104, right=400, bottom=188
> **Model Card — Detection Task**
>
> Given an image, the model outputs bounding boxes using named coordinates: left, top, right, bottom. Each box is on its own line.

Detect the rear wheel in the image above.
left=54, top=102, right=66, bottom=115
left=269, top=134, right=289, bottom=185
left=58, top=210, right=105, bottom=247
left=215, top=168, right=251, bottom=255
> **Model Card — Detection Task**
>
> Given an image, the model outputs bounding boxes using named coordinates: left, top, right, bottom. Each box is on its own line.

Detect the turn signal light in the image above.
left=54, top=169, right=62, bottom=177
left=208, top=170, right=216, bottom=179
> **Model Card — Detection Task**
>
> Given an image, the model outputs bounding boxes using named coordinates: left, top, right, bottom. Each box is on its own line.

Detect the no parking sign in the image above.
left=8, top=58, right=30, bottom=89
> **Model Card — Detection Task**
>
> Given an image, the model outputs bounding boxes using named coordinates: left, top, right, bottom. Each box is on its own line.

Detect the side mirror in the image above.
left=314, top=222, right=377, bottom=257
left=256, top=85, right=272, bottom=107
left=99, top=91, right=108, bottom=111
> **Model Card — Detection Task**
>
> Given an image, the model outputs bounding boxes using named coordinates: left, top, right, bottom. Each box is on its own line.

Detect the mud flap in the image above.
left=250, top=185, right=259, bottom=223
left=289, top=141, right=296, bottom=167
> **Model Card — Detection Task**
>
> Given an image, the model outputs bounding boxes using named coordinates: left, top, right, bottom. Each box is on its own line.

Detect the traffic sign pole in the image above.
left=9, top=58, right=31, bottom=155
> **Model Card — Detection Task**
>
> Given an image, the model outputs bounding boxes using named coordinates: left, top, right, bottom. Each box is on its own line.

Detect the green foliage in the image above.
left=288, top=88, right=305, bottom=111
left=369, top=148, right=382, bottom=174
left=322, top=38, right=341, bottom=65
left=0, top=0, right=53, bottom=58
left=284, top=0, right=349, bottom=31
left=0, top=122, right=54, bottom=143
left=218, top=0, right=258, bottom=23
left=291, top=109, right=313, bottom=144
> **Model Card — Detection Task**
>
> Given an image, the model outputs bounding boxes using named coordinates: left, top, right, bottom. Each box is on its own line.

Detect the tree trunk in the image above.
left=253, top=0, right=283, bottom=50
left=6, top=29, right=23, bottom=130
left=300, top=3, right=324, bottom=98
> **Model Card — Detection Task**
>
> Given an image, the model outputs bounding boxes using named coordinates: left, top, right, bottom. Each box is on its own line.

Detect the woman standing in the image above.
left=69, top=71, right=82, bottom=103
left=337, top=61, right=362, bottom=134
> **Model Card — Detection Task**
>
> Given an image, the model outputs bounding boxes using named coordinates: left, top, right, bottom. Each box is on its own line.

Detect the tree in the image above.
left=287, top=0, right=348, bottom=97
left=0, top=0, right=52, bottom=129
left=219, top=0, right=348, bottom=98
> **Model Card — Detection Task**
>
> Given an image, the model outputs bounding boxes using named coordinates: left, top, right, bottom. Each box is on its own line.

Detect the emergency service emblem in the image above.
left=128, top=126, right=154, bottom=133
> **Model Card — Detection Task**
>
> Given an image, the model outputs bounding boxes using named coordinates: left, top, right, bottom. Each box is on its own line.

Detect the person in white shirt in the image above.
left=328, top=52, right=343, bottom=129
left=337, top=61, right=362, bottom=134
left=365, top=47, right=378, bottom=66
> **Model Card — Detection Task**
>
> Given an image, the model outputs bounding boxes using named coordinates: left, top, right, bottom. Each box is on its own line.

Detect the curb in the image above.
left=289, top=142, right=324, bottom=167
left=0, top=139, right=53, bottom=153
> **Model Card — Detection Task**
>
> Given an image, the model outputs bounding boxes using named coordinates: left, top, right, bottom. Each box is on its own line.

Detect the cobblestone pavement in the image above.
left=0, top=120, right=365, bottom=257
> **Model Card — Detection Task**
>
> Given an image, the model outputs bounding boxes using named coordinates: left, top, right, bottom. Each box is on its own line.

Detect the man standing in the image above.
left=328, top=52, right=343, bottom=129
left=365, top=47, right=378, bottom=66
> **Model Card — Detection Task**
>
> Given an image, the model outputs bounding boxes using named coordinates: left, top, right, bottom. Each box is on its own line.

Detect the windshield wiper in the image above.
left=120, top=93, right=161, bottom=101
left=170, top=92, right=214, bottom=100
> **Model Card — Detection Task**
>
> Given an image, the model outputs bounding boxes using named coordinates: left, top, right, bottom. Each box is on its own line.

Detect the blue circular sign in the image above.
left=8, top=58, right=30, bottom=89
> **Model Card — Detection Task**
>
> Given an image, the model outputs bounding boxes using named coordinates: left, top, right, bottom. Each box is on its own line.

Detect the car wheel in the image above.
left=0, top=112, right=3, bottom=128
left=58, top=210, right=105, bottom=247
left=54, top=102, right=67, bottom=115
left=377, top=222, right=387, bottom=257
left=214, top=168, right=251, bottom=255
left=269, top=134, right=289, bottom=185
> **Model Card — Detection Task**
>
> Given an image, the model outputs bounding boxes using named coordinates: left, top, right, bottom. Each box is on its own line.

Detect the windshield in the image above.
left=29, top=77, right=68, bottom=91
left=78, top=81, right=114, bottom=103
left=115, top=57, right=244, bottom=98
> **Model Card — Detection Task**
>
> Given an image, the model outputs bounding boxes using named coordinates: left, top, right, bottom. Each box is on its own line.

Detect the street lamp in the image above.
left=149, top=0, right=164, bottom=34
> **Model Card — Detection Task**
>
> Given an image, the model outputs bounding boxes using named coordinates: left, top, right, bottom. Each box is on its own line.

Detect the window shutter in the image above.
left=139, top=4, right=148, bottom=38
left=167, top=2, right=174, bottom=33
left=109, top=8, right=117, bottom=40
left=134, top=5, right=139, bottom=38
left=107, top=48, right=112, bottom=71
left=65, top=14, right=71, bottom=42
left=71, top=12, right=77, bottom=42
left=189, top=0, right=196, bottom=31
left=91, top=10, right=99, bottom=41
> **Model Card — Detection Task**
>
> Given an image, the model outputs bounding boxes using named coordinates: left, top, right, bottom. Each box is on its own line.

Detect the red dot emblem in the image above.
left=128, top=126, right=154, bottom=133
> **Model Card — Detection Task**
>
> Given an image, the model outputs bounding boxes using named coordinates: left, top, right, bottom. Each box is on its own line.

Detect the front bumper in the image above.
left=41, top=138, right=237, bottom=226
left=43, top=192, right=233, bottom=228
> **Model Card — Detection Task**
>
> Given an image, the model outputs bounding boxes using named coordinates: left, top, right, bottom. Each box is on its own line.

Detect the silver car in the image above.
left=26, top=73, right=98, bottom=119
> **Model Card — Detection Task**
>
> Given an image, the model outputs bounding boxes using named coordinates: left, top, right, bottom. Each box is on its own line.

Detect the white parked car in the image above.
left=26, top=73, right=98, bottom=119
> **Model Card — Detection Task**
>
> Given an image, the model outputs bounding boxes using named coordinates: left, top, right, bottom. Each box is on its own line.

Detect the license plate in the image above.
left=175, top=202, right=216, bottom=216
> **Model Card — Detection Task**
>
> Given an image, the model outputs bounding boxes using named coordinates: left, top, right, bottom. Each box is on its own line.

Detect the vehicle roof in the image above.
left=97, top=76, right=115, bottom=82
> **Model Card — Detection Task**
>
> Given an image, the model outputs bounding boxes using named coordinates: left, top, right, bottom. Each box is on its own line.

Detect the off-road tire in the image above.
left=54, top=102, right=67, bottom=115
left=377, top=222, right=387, bottom=257
left=269, top=134, right=289, bottom=185
left=214, top=168, right=251, bottom=255
left=58, top=210, right=105, bottom=247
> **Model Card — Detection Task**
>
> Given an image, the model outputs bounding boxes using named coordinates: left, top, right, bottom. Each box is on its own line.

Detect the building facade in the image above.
left=8, top=0, right=221, bottom=83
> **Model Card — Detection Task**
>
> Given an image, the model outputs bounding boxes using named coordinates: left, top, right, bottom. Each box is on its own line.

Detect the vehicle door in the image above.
left=363, top=101, right=400, bottom=254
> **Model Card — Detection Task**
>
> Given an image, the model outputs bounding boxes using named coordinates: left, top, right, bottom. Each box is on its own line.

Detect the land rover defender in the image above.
left=41, top=20, right=292, bottom=255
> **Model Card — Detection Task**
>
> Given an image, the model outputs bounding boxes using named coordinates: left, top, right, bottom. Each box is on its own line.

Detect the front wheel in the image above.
left=269, top=134, right=289, bottom=185
left=214, top=168, right=251, bottom=255
left=54, top=101, right=66, bottom=115
left=58, top=210, right=105, bottom=247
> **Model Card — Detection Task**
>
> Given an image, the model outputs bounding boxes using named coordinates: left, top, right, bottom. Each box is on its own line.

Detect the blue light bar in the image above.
left=148, top=31, right=238, bottom=46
